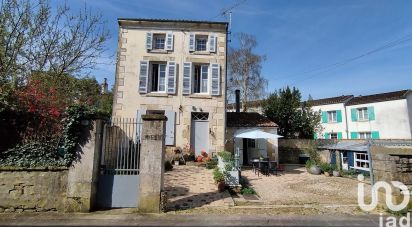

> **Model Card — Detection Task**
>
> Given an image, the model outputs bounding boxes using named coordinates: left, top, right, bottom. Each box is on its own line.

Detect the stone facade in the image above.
left=113, top=19, right=228, bottom=155
left=0, top=169, right=68, bottom=212
left=371, top=145, right=412, bottom=209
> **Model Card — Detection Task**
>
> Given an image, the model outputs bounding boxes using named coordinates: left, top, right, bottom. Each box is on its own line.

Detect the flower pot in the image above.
left=174, top=160, right=179, bottom=166
left=309, top=166, right=321, bottom=175
left=324, top=172, right=331, bottom=177
left=217, top=181, right=225, bottom=192
left=333, top=170, right=341, bottom=177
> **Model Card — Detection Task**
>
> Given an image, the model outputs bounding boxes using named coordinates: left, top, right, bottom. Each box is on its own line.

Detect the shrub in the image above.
left=218, top=150, right=232, bottom=162
left=206, top=158, right=218, bottom=169
left=305, top=159, right=316, bottom=170
left=213, top=168, right=225, bottom=183
left=319, top=162, right=332, bottom=173
left=164, top=161, right=173, bottom=171
left=240, top=187, right=256, bottom=195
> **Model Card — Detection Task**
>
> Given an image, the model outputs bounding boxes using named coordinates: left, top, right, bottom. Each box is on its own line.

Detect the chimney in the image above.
left=235, top=89, right=240, bottom=113
left=101, top=78, right=108, bottom=94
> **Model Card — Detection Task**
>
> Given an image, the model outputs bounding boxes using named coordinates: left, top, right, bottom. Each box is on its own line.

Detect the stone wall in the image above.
left=278, top=139, right=315, bottom=164
left=371, top=145, right=412, bottom=209
left=0, top=168, right=68, bottom=212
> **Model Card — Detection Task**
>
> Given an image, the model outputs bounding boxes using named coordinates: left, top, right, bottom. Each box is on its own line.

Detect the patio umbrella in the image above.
left=234, top=129, right=283, bottom=139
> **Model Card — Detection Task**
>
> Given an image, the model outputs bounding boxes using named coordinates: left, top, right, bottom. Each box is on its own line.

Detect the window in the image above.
left=193, top=65, right=208, bottom=93
left=357, top=107, right=369, bottom=121
left=329, top=133, right=338, bottom=139
left=354, top=152, right=370, bottom=171
left=327, top=111, right=337, bottom=123
left=247, top=139, right=256, bottom=148
left=195, top=36, right=207, bottom=51
left=150, top=63, right=166, bottom=92
left=153, top=34, right=165, bottom=49
left=359, top=132, right=371, bottom=139
left=147, top=110, right=165, bottom=115
left=192, top=112, right=209, bottom=121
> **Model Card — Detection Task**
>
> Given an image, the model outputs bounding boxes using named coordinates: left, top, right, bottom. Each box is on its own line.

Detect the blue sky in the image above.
left=54, top=0, right=412, bottom=100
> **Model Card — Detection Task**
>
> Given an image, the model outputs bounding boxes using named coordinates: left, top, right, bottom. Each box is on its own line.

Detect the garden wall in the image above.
left=371, top=145, right=412, bottom=209
left=278, top=139, right=331, bottom=164
left=0, top=168, right=68, bottom=212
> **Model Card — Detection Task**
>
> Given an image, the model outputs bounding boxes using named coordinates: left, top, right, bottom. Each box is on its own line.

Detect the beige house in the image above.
left=112, top=18, right=228, bottom=155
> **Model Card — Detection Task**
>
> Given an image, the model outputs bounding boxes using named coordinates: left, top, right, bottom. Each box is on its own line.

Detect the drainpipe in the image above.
left=344, top=105, right=349, bottom=139
left=235, top=89, right=240, bottom=113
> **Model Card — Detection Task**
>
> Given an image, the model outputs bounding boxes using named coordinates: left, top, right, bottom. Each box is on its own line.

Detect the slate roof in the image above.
left=346, top=90, right=411, bottom=106
left=118, top=18, right=228, bottom=25
left=306, top=95, right=354, bottom=106
left=227, top=112, right=277, bottom=128
left=319, top=141, right=368, bottom=152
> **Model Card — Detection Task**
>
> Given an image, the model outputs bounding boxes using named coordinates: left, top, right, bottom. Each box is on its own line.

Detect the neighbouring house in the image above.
left=309, top=95, right=354, bottom=139
left=112, top=18, right=228, bottom=156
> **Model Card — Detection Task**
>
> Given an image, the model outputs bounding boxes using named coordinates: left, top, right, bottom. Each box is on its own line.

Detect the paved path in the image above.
left=164, top=165, right=234, bottom=210
left=0, top=213, right=382, bottom=226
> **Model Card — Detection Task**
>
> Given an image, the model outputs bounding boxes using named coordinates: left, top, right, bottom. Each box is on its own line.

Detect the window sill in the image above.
left=145, top=93, right=170, bottom=97
left=357, top=119, right=370, bottom=122
left=148, top=49, right=170, bottom=54
left=190, top=51, right=212, bottom=55
left=188, top=94, right=212, bottom=99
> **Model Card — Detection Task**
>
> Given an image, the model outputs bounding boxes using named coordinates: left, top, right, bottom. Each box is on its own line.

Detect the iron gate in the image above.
left=96, top=118, right=141, bottom=208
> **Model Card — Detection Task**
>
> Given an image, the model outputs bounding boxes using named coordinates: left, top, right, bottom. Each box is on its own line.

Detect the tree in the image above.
left=227, top=33, right=267, bottom=111
left=263, top=86, right=321, bottom=139
left=0, top=0, right=109, bottom=93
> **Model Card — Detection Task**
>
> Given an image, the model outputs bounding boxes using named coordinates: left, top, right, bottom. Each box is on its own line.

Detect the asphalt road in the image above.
left=0, top=213, right=383, bottom=227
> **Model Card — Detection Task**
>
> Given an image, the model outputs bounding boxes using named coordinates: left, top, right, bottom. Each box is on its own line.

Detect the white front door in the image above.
left=191, top=113, right=209, bottom=156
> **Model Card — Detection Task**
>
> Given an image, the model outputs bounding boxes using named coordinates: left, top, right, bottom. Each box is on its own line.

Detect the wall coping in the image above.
left=0, top=166, right=69, bottom=171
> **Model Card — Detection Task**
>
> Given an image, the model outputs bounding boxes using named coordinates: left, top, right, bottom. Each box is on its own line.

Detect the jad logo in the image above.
left=357, top=174, right=411, bottom=227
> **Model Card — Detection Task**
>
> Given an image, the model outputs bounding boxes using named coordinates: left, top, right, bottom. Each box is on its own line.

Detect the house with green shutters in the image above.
left=311, top=90, right=412, bottom=140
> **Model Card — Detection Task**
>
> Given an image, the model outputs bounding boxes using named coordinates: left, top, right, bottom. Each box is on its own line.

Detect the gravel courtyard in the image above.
left=242, top=165, right=372, bottom=206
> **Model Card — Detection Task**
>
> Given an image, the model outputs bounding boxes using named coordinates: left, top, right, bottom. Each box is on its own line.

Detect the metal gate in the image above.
left=96, top=118, right=141, bottom=208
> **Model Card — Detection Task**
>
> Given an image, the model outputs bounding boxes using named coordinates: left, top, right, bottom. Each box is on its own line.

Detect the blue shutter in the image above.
left=336, top=110, right=342, bottom=123
left=166, top=61, right=176, bottom=94
left=337, top=132, right=343, bottom=139
left=165, top=32, right=173, bottom=51
left=351, top=108, right=358, bottom=122
left=182, top=62, right=192, bottom=95
left=146, top=32, right=153, bottom=50
left=139, top=60, right=149, bottom=94
left=188, top=33, right=195, bottom=52
left=371, top=131, right=380, bottom=139
left=347, top=152, right=354, bottom=168
left=330, top=151, right=336, bottom=165
left=210, top=63, right=220, bottom=96
left=313, top=133, right=318, bottom=140
left=324, top=132, right=329, bottom=139
left=322, top=111, right=328, bottom=123
left=368, top=106, right=375, bottom=121
left=165, top=110, right=176, bottom=145
left=350, top=132, right=358, bottom=139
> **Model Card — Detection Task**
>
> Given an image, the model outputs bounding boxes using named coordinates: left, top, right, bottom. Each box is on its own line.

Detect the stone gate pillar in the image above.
left=138, top=114, right=167, bottom=213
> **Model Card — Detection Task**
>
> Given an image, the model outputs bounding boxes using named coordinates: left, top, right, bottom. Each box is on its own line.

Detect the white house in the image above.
left=311, top=90, right=412, bottom=140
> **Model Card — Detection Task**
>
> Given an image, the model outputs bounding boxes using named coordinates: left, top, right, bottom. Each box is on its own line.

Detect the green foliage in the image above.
left=224, top=161, right=235, bottom=172
left=218, top=150, right=232, bottom=162
left=319, top=162, right=332, bottom=173
left=240, top=187, right=256, bottom=195
left=164, top=161, right=173, bottom=171
left=0, top=104, right=107, bottom=167
left=263, top=86, right=321, bottom=139
left=305, top=146, right=321, bottom=164
left=305, top=159, right=317, bottom=170
left=206, top=158, right=218, bottom=169
left=213, top=168, right=225, bottom=183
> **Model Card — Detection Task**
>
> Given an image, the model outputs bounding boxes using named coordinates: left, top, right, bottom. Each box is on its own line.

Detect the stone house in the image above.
left=112, top=18, right=228, bottom=156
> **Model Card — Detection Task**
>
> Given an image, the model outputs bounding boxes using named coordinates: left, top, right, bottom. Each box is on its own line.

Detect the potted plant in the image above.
left=173, top=156, right=180, bottom=166
left=320, top=163, right=332, bottom=176
left=332, top=165, right=341, bottom=177
left=213, top=168, right=225, bottom=192
left=305, top=160, right=321, bottom=175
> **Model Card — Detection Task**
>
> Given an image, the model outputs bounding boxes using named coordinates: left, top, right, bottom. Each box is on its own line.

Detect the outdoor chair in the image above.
left=274, top=164, right=285, bottom=175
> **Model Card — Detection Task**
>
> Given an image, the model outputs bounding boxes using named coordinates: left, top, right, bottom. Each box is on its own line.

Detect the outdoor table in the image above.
left=250, top=159, right=278, bottom=176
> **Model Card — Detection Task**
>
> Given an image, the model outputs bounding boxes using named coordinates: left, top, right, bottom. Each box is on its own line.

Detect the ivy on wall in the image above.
left=0, top=105, right=108, bottom=167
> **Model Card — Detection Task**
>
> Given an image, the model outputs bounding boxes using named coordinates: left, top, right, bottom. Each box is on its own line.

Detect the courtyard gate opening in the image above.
left=96, top=118, right=141, bottom=208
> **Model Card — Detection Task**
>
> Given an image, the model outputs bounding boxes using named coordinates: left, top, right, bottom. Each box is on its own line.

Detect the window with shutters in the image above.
left=357, top=107, right=369, bottom=121
left=193, top=64, right=209, bottom=94
left=195, top=35, right=208, bottom=51
left=354, top=152, right=369, bottom=171
left=327, top=111, right=337, bottom=123
left=329, top=133, right=338, bottom=139
left=149, top=63, right=167, bottom=92
left=358, top=132, right=371, bottom=139
left=153, top=34, right=165, bottom=49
